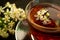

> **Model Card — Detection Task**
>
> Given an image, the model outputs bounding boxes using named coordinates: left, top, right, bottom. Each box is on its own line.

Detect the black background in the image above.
left=0, top=0, right=31, bottom=9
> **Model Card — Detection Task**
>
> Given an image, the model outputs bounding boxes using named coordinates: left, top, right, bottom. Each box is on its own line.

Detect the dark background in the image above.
left=0, top=0, right=31, bottom=9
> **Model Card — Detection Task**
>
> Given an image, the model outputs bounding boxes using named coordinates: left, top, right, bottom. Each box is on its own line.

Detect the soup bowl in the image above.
left=25, top=0, right=60, bottom=33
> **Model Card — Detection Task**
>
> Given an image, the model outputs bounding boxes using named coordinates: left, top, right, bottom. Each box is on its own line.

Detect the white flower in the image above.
left=34, top=11, right=43, bottom=20
left=2, top=15, right=10, bottom=23
left=37, top=10, right=43, bottom=16
left=46, top=12, right=50, bottom=16
left=0, top=28, right=9, bottom=38
left=8, top=21, right=15, bottom=28
left=5, top=2, right=11, bottom=8
left=34, top=14, right=43, bottom=20
left=40, top=8, right=48, bottom=15
left=4, top=9, right=10, bottom=15
left=42, top=16, right=50, bottom=24
left=34, top=8, right=50, bottom=24
left=0, top=6, right=4, bottom=14
left=34, top=8, right=48, bottom=20
left=10, top=4, right=26, bottom=21
left=18, top=8, right=26, bottom=20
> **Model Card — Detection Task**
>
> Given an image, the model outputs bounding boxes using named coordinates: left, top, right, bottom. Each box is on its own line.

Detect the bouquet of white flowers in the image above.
left=0, top=2, right=26, bottom=38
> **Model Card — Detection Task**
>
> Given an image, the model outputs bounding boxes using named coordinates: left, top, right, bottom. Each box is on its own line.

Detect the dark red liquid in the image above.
left=30, top=26, right=60, bottom=40
left=30, top=4, right=60, bottom=28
